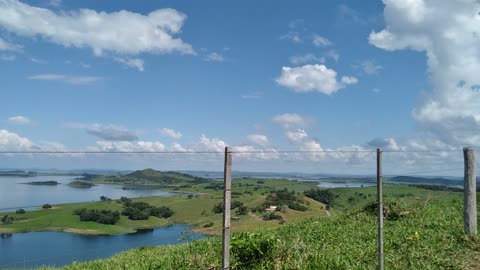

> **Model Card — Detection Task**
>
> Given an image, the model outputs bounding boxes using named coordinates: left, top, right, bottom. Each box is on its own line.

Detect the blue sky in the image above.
left=0, top=0, right=478, bottom=173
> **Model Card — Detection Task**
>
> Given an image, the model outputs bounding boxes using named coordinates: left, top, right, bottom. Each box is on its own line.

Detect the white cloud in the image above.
left=0, top=0, right=193, bottom=56
left=370, top=0, right=480, bottom=147
left=7, top=116, right=31, bottom=125
left=205, top=52, right=224, bottom=62
left=289, top=54, right=325, bottom=65
left=273, top=113, right=309, bottom=129
left=241, top=92, right=263, bottom=99
left=30, top=57, right=47, bottom=64
left=113, top=57, right=144, bottom=71
left=0, top=37, right=20, bottom=51
left=276, top=64, right=358, bottom=95
left=85, top=124, right=138, bottom=141
left=247, top=134, right=270, bottom=146
left=286, top=129, right=308, bottom=143
left=361, top=60, right=382, bottom=75
left=0, top=129, right=35, bottom=151
left=96, top=140, right=165, bottom=152
left=28, top=74, right=102, bottom=85
left=159, top=128, right=182, bottom=139
left=312, top=34, right=332, bottom=47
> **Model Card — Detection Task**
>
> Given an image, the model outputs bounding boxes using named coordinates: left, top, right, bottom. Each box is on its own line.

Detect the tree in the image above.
left=236, top=205, right=248, bottom=215
left=42, top=204, right=52, bottom=209
left=212, top=202, right=223, bottom=214
left=16, top=209, right=26, bottom=214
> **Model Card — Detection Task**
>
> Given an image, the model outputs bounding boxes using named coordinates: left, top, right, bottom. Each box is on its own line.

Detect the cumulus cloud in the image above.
left=159, top=128, right=182, bottom=139
left=312, top=34, right=332, bottom=47
left=370, top=0, right=480, bottom=147
left=0, top=129, right=35, bottom=151
left=0, top=0, right=193, bottom=56
left=276, top=64, right=358, bottom=95
left=247, top=134, right=270, bottom=146
left=273, top=113, right=309, bottom=129
left=7, top=116, right=31, bottom=125
left=95, top=140, right=165, bottom=152
left=289, top=54, right=325, bottom=65
left=286, top=129, right=308, bottom=143
left=28, top=74, right=102, bottom=85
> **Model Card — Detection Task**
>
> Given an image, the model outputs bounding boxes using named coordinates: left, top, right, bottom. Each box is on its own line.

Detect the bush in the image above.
left=263, top=212, right=283, bottom=221
left=121, top=201, right=174, bottom=220
left=203, top=222, right=214, bottom=228
left=236, top=205, right=248, bottom=215
left=304, top=189, right=336, bottom=205
left=1, top=215, right=14, bottom=224
left=212, top=202, right=223, bottom=214
left=187, top=194, right=194, bottom=199
left=42, top=204, right=52, bottom=209
left=288, top=202, right=308, bottom=211
left=74, top=209, right=120, bottom=225
left=231, top=200, right=244, bottom=210
left=16, top=209, right=26, bottom=214
left=231, top=232, right=277, bottom=268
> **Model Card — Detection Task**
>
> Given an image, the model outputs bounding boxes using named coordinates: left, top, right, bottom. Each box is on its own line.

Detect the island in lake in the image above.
left=67, top=181, right=96, bottom=188
left=23, top=181, right=59, bottom=186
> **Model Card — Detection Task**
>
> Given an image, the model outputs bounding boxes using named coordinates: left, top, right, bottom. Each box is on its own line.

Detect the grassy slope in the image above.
left=0, top=178, right=320, bottom=235
left=38, top=188, right=480, bottom=270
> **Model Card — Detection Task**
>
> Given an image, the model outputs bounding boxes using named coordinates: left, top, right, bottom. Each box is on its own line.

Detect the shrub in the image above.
left=236, top=205, right=248, bottom=215
left=203, top=222, right=214, bottom=228
left=1, top=215, right=14, bottom=224
left=74, top=209, right=120, bottom=225
left=231, top=232, right=277, bottom=268
left=42, top=204, right=52, bottom=209
left=187, top=194, right=194, bottom=199
left=231, top=200, right=244, bottom=210
left=16, top=209, right=26, bottom=214
left=288, top=202, right=308, bottom=212
left=212, top=202, right=223, bottom=214
left=263, top=212, right=283, bottom=221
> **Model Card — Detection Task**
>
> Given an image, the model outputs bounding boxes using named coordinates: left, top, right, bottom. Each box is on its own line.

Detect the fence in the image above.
left=0, top=147, right=477, bottom=269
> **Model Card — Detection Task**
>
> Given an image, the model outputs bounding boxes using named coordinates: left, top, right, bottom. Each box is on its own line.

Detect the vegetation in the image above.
left=38, top=188, right=480, bottom=269
left=263, top=188, right=308, bottom=212
left=23, top=181, right=59, bottom=185
left=73, top=209, right=120, bottom=225
left=15, top=209, right=26, bottom=214
left=304, top=188, right=335, bottom=207
left=121, top=201, right=174, bottom=220
left=1, top=215, right=14, bottom=224
left=42, top=204, right=52, bottom=209
left=67, top=181, right=95, bottom=188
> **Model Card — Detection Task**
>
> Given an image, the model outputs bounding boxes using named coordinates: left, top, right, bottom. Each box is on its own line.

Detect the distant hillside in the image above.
left=0, top=170, right=37, bottom=177
left=390, top=176, right=462, bottom=185
left=95, top=169, right=209, bottom=185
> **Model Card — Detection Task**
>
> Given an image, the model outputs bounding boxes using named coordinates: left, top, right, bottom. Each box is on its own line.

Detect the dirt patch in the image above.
left=0, top=228, right=15, bottom=233
left=49, top=227, right=104, bottom=235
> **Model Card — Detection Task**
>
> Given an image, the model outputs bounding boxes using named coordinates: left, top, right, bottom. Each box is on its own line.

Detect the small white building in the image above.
left=265, top=206, right=277, bottom=213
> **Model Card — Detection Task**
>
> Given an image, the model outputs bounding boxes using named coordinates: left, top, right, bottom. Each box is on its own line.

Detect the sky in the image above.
left=0, top=0, right=479, bottom=174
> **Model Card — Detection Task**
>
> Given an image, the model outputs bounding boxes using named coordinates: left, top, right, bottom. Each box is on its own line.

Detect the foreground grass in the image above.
left=38, top=194, right=479, bottom=270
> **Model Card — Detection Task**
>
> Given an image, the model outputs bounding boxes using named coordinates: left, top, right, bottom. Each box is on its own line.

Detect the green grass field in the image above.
left=0, top=178, right=321, bottom=235
left=36, top=185, right=480, bottom=269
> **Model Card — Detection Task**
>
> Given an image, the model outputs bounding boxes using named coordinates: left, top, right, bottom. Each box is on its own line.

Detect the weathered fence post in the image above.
left=463, top=147, right=477, bottom=235
left=377, top=148, right=384, bottom=270
left=222, top=147, right=232, bottom=270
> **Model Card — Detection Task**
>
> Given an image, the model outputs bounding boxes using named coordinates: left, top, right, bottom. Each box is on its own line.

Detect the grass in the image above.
left=37, top=186, right=480, bottom=269
left=0, top=178, right=322, bottom=235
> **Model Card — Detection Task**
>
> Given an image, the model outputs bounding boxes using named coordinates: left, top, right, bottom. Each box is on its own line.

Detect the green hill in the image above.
left=94, top=169, right=209, bottom=185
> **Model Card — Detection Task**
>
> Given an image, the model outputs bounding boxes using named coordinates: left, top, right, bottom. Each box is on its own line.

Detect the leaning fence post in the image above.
left=463, top=147, right=477, bottom=235
left=222, top=147, right=232, bottom=270
left=377, top=148, right=384, bottom=270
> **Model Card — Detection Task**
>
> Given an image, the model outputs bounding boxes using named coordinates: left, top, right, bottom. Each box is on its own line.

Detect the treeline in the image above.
left=303, top=189, right=336, bottom=208
left=73, top=196, right=175, bottom=225
left=74, top=209, right=120, bottom=225
left=263, top=189, right=308, bottom=212
left=212, top=200, right=247, bottom=215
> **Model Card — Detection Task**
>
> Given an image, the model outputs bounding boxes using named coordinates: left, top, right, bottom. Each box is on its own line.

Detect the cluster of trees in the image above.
left=263, top=189, right=308, bottom=212
left=304, top=189, right=336, bottom=209
left=212, top=200, right=248, bottom=215
left=120, top=198, right=174, bottom=220
left=100, top=196, right=112, bottom=201
left=73, top=208, right=120, bottom=225
left=204, top=182, right=224, bottom=190
left=1, top=215, right=14, bottom=224
left=42, top=204, right=52, bottom=209
left=16, top=209, right=26, bottom=214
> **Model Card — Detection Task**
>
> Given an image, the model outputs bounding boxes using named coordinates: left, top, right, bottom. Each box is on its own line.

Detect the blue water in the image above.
left=0, top=176, right=175, bottom=212
left=317, top=181, right=376, bottom=188
left=0, top=224, right=205, bottom=269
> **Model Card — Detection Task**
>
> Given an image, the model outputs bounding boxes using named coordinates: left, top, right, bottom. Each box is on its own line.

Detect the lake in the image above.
left=317, top=181, right=376, bottom=188
left=0, top=176, right=201, bottom=268
left=0, top=224, right=205, bottom=268
left=0, top=176, right=175, bottom=212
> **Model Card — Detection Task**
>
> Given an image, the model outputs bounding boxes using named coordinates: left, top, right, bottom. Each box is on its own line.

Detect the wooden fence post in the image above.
left=377, top=148, right=384, bottom=270
left=222, top=147, right=232, bottom=269
left=464, top=147, right=477, bottom=235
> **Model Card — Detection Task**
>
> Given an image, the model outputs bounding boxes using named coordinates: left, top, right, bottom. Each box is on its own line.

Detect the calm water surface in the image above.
left=0, top=224, right=205, bottom=269
left=317, top=181, right=376, bottom=188
left=0, top=176, right=174, bottom=212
